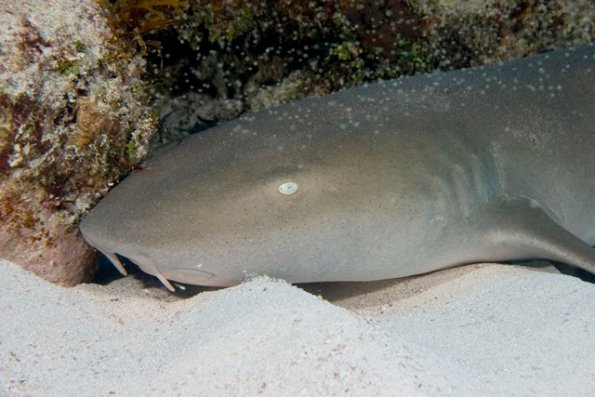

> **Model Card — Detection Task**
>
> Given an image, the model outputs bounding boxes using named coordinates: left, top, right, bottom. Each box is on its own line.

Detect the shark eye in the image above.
left=278, top=181, right=299, bottom=195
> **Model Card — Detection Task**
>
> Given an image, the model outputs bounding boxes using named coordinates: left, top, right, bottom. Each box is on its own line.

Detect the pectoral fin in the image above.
left=478, top=199, right=595, bottom=275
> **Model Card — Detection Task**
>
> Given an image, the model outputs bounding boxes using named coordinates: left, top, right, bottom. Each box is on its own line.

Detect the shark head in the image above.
left=80, top=95, right=434, bottom=288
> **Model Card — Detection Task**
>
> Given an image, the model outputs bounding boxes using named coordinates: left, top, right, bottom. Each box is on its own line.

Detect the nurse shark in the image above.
left=80, top=43, right=595, bottom=291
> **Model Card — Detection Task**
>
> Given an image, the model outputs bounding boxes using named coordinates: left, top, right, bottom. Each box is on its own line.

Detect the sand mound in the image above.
left=1, top=260, right=593, bottom=396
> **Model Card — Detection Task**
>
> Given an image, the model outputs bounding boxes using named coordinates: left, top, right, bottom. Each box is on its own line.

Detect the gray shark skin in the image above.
left=80, top=43, right=595, bottom=290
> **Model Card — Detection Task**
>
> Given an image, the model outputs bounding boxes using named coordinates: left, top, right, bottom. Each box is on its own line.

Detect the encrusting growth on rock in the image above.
left=0, top=0, right=156, bottom=285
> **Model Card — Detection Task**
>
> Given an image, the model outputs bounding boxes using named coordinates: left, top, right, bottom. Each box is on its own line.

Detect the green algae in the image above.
left=55, top=59, right=81, bottom=76
left=73, top=40, right=87, bottom=53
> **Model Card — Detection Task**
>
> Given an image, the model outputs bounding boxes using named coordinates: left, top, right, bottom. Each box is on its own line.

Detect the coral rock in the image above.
left=0, top=0, right=156, bottom=285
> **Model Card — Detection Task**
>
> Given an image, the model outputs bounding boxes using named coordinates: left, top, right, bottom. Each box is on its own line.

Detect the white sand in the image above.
left=1, top=259, right=593, bottom=396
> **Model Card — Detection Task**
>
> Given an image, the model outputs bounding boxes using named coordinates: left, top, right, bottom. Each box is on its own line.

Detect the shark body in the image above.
left=80, top=43, right=595, bottom=290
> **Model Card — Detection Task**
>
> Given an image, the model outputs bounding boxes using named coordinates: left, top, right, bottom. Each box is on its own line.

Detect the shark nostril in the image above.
left=278, top=181, right=299, bottom=195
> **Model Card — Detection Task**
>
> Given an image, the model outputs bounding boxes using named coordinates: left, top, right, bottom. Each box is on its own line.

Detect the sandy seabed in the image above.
left=1, top=259, right=593, bottom=396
